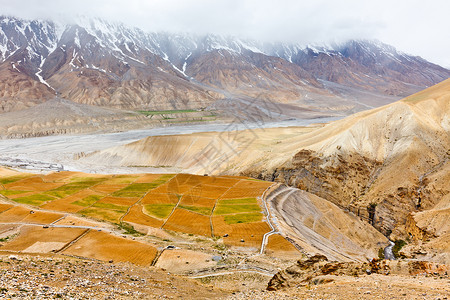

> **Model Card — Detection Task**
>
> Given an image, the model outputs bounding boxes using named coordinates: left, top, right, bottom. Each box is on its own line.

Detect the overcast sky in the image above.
left=2, top=0, right=449, bottom=67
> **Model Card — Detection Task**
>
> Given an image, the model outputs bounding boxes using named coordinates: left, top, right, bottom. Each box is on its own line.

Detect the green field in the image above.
left=179, top=205, right=212, bottom=215
left=0, top=190, right=30, bottom=196
left=144, top=204, right=175, bottom=219
left=13, top=194, right=56, bottom=206
left=111, top=183, right=160, bottom=197
left=223, top=212, right=262, bottom=224
left=137, top=109, right=198, bottom=116
left=111, top=175, right=173, bottom=197
left=0, top=175, right=33, bottom=185
left=71, top=195, right=103, bottom=207
left=46, top=178, right=106, bottom=198
left=214, top=204, right=261, bottom=215
left=79, top=207, right=124, bottom=224
left=218, top=198, right=257, bottom=205
left=92, top=202, right=128, bottom=213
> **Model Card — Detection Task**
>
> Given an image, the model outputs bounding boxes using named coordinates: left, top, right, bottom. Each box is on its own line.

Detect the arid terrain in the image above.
left=0, top=13, right=449, bottom=299
left=0, top=93, right=449, bottom=298
left=1, top=166, right=448, bottom=299
left=84, top=79, right=449, bottom=265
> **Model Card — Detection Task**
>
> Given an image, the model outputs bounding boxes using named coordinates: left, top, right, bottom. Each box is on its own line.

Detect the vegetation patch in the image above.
left=179, top=205, right=212, bottom=215
left=0, top=235, right=16, bottom=243
left=153, top=174, right=175, bottom=184
left=69, top=176, right=107, bottom=183
left=72, top=195, right=104, bottom=207
left=79, top=207, right=124, bottom=224
left=92, top=202, right=128, bottom=213
left=223, top=212, right=262, bottom=224
left=118, top=222, right=145, bottom=236
left=392, top=240, right=407, bottom=258
left=46, top=179, right=106, bottom=198
left=0, top=175, right=32, bottom=185
left=218, top=198, right=257, bottom=205
left=214, top=204, right=261, bottom=215
left=13, top=193, right=56, bottom=206
left=0, top=190, right=30, bottom=196
left=137, top=109, right=197, bottom=116
left=143, top=204, right=175, bottom=219
left=112, top=183, right=161, bottom=197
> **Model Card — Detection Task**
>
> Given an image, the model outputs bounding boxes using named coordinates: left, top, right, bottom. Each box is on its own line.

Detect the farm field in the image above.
left=0, top=167, right=302, bottom=262
left=265, top=234, right=303, bottom=259
left=61, top=230, right=157, bottom=266
left=0, top=225, right=87, bottom=253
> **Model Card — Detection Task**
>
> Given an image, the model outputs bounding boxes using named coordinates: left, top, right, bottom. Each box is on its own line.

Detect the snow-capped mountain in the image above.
left=0, top=16, right=449, bottom=113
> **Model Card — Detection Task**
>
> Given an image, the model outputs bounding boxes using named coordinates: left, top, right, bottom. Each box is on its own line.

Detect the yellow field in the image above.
left=265, top=234, right=300, bottom=252
left=40, top=171, right=84, bottom=182
left=203, top=176, right=241, bottom=187
left=142, top=192, right=179, bottom=205
left=212, top=218, right=271, bottom=248
left=163, top=208, right=212, bottom=237
left=134, top=173, right=168, bottom=183
left=90, top=183, right=128, bottom=194
left=123, top=204, right=164, bottom=228
left=179, top=195, right=216, bottom=208
left=21, top=210, right=64, bottom=225
left=62, top=230, right=157, bottom=265
left=5, top=176, right=64, bottom=192
left=97, top=196, right=138, bottom=206
left=0, top=203, right=13, bottom=213
left=220, top=180, right=272, bottom=199
left=0, top=225, right=87, bottom=252
left=0, top=205, right=35, bottom=223
left=194, top=185, right=230, bottom=199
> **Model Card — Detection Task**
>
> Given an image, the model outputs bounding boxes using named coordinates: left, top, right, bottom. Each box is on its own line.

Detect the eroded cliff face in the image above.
left=248, top=149, right=449, bottom=240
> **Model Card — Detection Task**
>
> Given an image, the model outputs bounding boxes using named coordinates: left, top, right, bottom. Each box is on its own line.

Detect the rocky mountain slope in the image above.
left=1, top=16, right=449, bottom=116
left=266, top=254, right=448, bottom=291
left=251, top=79, right=450, bottom=263
left=0, top=98, right=154, bottom=138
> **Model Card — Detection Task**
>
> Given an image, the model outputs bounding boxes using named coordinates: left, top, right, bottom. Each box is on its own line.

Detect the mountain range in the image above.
left=1, top=15, right=449, bottom=115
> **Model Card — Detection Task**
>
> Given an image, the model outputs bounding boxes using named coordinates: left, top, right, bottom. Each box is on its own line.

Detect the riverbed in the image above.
left=0, top=117, right=340, bottom=174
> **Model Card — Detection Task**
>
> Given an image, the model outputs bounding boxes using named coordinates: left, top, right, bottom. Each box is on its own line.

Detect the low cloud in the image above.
left=1, top=0, right=449, bottom=67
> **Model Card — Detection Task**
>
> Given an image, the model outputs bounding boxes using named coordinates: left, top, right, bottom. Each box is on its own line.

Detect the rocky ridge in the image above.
left=267, top=254, right=448, bottom=291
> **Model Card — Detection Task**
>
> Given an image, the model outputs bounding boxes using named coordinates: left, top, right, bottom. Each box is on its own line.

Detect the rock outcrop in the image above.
left=267, top=255, right=449, bottom=291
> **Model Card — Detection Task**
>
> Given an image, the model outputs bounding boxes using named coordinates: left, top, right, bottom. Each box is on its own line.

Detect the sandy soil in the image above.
left=0, top=254, right=228, bottom=299
left=155, top=249, right=218, bottom=273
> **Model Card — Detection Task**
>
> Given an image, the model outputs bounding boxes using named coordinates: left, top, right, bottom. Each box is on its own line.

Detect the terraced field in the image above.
left=0, top=168, right=289, bottom=252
